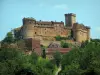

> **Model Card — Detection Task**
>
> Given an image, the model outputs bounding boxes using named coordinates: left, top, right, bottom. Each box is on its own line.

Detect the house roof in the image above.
left=46, top=48, right=71, bottom=54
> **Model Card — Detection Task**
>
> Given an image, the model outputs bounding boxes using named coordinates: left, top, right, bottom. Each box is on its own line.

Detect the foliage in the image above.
left=91, top=39, right=100, bottom=42
left=80, top=40, right=89, bottom=48
left=53, top=51, right=62, bottom=67
left=2, top=31, right=100, bottom=75
left=0, top=48, right=56, bottom=75
left=55, top=35, right=67, bottom=41
left=42, top=47, right=46, bottom=59
left=2, top=32, right=15, bottom=44
left=0, top=48, right=24, bottom=75
left=60, top=41, right=69, bottom=48
left=60, top=41, right=100, bottom=75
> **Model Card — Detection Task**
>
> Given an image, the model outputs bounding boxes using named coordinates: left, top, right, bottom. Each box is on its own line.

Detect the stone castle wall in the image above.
left=20, top=18, right=70, bottom=41
left=14, top=13, right=90, bottom=43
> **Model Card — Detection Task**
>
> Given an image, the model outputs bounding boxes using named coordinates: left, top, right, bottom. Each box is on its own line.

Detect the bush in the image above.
left=55, top=35, right=67, bottom=41
left=61, top=41, right=69, bottom=48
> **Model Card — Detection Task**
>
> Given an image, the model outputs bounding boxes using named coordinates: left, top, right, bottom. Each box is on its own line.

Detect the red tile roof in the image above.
left=46, top=48, right=71, bottom=54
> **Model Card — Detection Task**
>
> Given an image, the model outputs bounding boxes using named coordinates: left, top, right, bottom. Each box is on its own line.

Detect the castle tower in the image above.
left=65, top=13, right=76, bottom=27
left=72, top=23, right=90, bottom=42
left=23, top=17, right=36, bottom=25
left=87, top=27, right=90, bottom=42
left=21, top=18, right=36, bottom=39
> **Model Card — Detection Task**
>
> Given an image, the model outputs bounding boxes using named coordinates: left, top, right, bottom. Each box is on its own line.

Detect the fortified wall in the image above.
left=14, top=13, right=90, bottom=42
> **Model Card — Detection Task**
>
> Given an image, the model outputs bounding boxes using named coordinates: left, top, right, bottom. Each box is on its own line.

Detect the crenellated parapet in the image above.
left=23, top=17, right=36, bottom=25
left=73, top=23, right=90, bottom=31
left=65, top=13, right=76, bottom=17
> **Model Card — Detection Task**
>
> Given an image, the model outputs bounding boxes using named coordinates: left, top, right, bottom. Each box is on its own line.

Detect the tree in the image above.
left=15, top=69, right=35, bottom=75
left=53, top=51, right=62, bottom=67
left=42, top=48, right=46, bottom=58
left=60, top=41, right=100, bottom=75
left=2, top=32, right=15, bottom=44
left=61, top=41, right=69, bottom=48
left=30, top=52, right=39, bottom=64
left=80, top=40, right=89, bottom=48
left=0, top=48, right=24, bottom=75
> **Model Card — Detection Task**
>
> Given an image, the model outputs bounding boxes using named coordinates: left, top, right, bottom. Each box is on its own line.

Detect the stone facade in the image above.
left=72, top=23, right=90, bottom=42
left=14, top=13, right=90, bottom=42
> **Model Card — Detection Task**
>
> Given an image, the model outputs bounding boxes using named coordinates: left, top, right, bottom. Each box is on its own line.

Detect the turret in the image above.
left=21, top=17, right=36, bottom=39
left=65, top=13, right=76, bottom=27
left=23, top=17, right=36, bottom=25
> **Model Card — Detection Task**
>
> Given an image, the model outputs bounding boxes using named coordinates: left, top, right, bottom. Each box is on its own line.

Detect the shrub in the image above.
left=55, top=35, right=67, bottom=41
left=61, top=41, right=69, bottom=48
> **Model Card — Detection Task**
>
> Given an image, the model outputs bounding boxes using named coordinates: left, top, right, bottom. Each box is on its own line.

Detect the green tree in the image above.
left=0, top=48, right=24, bottom=75
left=60, top=42, right=100, bottom=75
left=61, top=41, right=69, bottom=48
left=30, top=52, right=39, bottom=64
left=42, top=48, right=46, bottom=58
left=0, top=47, right=56, bottom=75
left=53, top=51, right=62, bottom=67
left=2, top=32, right=15, bottom=44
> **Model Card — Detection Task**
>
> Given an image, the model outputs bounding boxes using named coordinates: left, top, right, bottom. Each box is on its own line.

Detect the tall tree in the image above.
left=53, top=51, right=62, bottom=67
left=2, top=32, right=14, bottom=44
left=42, top=48, right=46, bottom=59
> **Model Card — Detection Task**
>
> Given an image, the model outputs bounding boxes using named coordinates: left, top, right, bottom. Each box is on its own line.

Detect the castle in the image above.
left=14, top=13, right=90, bottom=42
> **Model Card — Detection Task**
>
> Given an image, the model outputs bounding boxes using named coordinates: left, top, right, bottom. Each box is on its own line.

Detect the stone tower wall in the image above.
left=75, top=29, right=88, bottom=42
left=65, top=13, right=76, bottom=27
left=73, top=23, right=90, bottom=42
left=21, top=18, right=36, bottom=39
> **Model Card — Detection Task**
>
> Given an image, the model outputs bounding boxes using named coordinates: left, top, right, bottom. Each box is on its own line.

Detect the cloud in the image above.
left=54, top=4, right=68, bottom=10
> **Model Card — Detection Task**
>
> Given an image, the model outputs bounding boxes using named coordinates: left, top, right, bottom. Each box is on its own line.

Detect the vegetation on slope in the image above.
left=59, top=41, right=100, bottom=75
left=1, top=31, right=100, bottom=75
left=0, top=48, right=56, bottom=75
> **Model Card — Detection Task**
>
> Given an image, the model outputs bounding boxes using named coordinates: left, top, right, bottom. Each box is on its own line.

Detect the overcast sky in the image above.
left=0, top=0, right=100, bottom=40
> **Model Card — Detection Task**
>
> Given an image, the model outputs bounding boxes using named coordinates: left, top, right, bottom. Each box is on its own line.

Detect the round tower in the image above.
left=21, top=17, right=36, bottom=39
left=87, top=27, right=90, bottom=42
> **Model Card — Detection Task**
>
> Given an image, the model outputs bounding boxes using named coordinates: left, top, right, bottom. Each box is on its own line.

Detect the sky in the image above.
left=0, top=0, right=100, bottom=41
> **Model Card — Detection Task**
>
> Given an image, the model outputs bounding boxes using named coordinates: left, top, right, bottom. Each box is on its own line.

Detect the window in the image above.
left=35, top=32, right=36, bottom=34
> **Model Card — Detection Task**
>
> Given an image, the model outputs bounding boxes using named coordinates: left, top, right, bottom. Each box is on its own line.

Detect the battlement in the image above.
left=65, top=13, right=76, bottom=17
left=23, top=17, right=64, bottom=26
left=23, top=17, right=36, bottom=21
left=73, top=23, right=90, bottom=30
left=23, top=17, right=36, bottom=25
